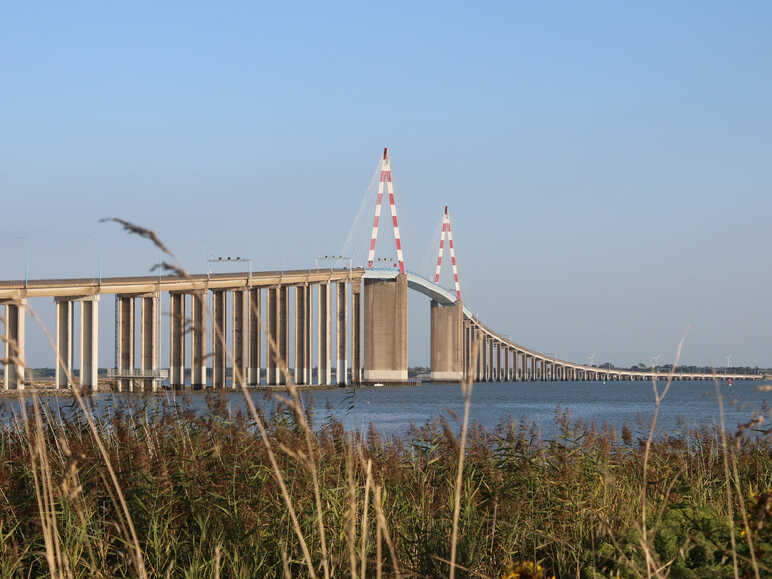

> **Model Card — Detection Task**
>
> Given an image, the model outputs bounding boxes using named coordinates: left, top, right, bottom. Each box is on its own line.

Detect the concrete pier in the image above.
left=212, top=290, right=226, bottom=388
left=55, top=299, right=73, bottom=388
left=277, top=286, right=288, bottom=385
left=337, top=282, right=348, bottom=385
left=191, top=291, right=206, bottom=389
left=294, top=285, right=309, bottom=385
left=363, top=274, right=407, bottom=383
left=169, top=292, right=185, bottom=388
left=79, top=298, right=99, bottom=390
left=475, top=328, right=483, bottom=381
left=513, top=349, right=519, bottom=381
left=351, top=284, right=361, bottom=384
left=3, top=300, right=26, bottom=389
left=487, top=338, right=493, bottom=381
left=116, top=295, right=135, bottom=391
left=430, top=300, right=463, bottom=381
left=141, top=293, right=159, bottom=391
left=266, top=287, right=277, bottom=385
left=233, top=290, right=247, bottom=387
left=248, top=288, right=260, bottom=386
left=317, top=282, right=331, bottom=385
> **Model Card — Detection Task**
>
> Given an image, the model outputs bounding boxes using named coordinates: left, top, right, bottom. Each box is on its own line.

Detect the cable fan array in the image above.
left=365, top=148, right=461, bottom=300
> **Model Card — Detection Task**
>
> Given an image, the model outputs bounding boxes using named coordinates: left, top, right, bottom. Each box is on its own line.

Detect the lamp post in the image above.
left=316, top=255, right=352, bottom=272
left=15, top=236, right=28, bottom=287
left=208, top=255, right=253, bottom=278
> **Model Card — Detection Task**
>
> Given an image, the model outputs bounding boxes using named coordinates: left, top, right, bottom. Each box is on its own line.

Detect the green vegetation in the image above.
left=0, top=393, right=769, bottom=578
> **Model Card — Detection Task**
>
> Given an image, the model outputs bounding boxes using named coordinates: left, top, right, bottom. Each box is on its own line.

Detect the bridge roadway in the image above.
left=366, top=269, right=762, bottom=383
left=0, top=268, right=364, bottom=299
left=0, top=267, right=762, bottom=390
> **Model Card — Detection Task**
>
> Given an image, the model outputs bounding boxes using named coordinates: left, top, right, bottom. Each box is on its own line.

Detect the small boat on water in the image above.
left=756, top=384, right=772, bottom=392
left=373, top=382, right=384, bottom=388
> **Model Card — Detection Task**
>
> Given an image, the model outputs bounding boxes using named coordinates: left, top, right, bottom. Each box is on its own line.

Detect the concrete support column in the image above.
left=79, top=298, right=99, bottom=391
left=464, top=324, right=470, bottom=381
left=277, top=286, right=289, bottom=385
left=513, top=349, right=519, bottom=381
left=117, top=295, right=135, bottom=391
left=317, top=282, right=331, bottom=385
left=232, top=289, right=247, bottom=388
left=496, top=343, right=502, bottom=381
left=190, top=291, right=206, bottom=389
left=351, top=285, right=361, bottom=385
left=266, top=287, right=277, bottom=385
left=487, top=338, right=493, bottom=381
left=337, top=282, right=348, bottom=385
left=477, top=334, right=484, bottom=381
left=248, top=288, right=260, bottom=386
left=504, top=347, right=510, bottom=381
left=488, top=340, right=493, bottom=381
left=480, top=336, right=487, bottom=381
left=294, top=285, right=307, bottom=385
left=363, top=274, right=407, bottom=383
left=461, top=323, right=468, bottom=381
left=212, top=290, right=226, bottom=388
left=55, top=299, right=73, bottom=388
left=471, top=326, right=485, bottom=382
left=170, top=292, right=185, bottom=388
left=3, top=301, right=26, bottom=390
left=141, top=294, right=159, bottom=391
left=430, top=300, right=463, bottom=382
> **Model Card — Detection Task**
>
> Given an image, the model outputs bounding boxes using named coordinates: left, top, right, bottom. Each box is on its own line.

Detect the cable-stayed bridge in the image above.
left=0, top=150, right=762, bottom=390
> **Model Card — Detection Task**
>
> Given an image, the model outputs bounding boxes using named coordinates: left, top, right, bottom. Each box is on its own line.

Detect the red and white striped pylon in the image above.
left=366, top=148, right=406, bottom=274
left=434, top=205, right=462, bottom=300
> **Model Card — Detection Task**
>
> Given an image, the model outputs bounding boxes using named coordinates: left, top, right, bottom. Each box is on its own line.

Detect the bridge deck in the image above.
left=0, top=268, right=365, bottom=299
left=367, top=269, right=762, bottom=382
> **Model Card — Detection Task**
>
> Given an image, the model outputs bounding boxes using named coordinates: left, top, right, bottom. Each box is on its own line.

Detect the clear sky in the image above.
left=2, top=1, right=771, bottom=368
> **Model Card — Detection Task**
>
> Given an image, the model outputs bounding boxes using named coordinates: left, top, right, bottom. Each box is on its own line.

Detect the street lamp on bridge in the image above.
left=207, top=255, right=253, bottom=278
left=315, top=255, right=352, bottom=272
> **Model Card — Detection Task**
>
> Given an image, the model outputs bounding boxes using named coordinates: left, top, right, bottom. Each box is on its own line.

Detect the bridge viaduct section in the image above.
left=0, top=269, right=366, bottom=391
left=0, top=268, right=762, bottom=390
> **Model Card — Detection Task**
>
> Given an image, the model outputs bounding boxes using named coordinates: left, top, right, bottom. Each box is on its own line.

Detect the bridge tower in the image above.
left=366, top=148, right=405, bottom=273
left=430, top=206, right=465, bottom=381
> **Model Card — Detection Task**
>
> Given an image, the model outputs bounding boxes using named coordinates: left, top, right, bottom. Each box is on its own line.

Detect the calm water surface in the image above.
left=3, top=379, right=769, bottom=440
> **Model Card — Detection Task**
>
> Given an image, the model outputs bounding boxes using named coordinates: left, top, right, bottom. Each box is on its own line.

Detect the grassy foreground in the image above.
left=0, top=392, right=769, bottom=578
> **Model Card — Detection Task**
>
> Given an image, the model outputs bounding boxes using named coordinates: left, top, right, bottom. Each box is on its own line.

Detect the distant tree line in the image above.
left=594, top=362, right=767, bottom=375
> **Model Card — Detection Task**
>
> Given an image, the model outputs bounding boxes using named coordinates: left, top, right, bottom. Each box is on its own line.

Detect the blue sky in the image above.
left=2, top=1, right=771, bottom=367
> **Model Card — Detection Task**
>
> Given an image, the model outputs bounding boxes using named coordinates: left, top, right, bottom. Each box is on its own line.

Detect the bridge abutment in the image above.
left=364, top=273, right=407, bottom=383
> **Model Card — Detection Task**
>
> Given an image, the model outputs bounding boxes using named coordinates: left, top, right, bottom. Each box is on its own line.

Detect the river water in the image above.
left=3, top=379, right=769, bottom=441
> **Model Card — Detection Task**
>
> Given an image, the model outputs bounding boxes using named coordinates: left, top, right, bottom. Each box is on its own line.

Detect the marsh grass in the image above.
left=0, top=393, right=770, bottom=577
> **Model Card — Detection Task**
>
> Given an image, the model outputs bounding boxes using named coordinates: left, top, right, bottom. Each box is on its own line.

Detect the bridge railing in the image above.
left=106, top=368, right=169, bottom=380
